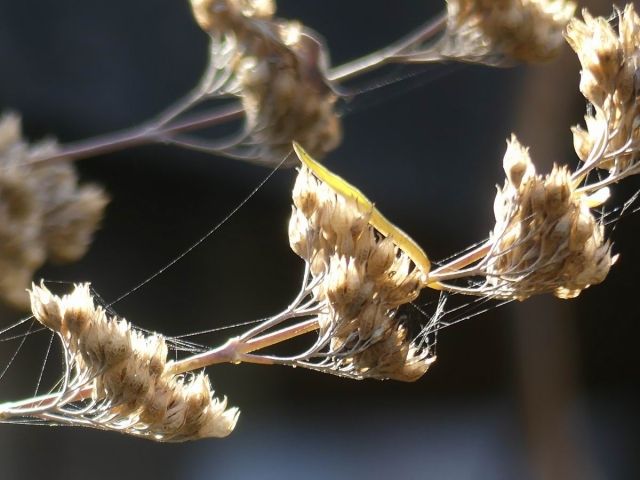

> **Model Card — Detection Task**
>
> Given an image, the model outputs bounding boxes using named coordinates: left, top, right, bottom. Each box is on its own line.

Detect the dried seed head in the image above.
left=566, top=5, right=640, bottom=176
left=487, top=135, right=615, bottom=300
left=237, top=32, right=341, bottom=165
left=350, top=324, right=436, bottom=382
left=190, top=0, right=276, bottom=33
left=566, top=8, right=627, bottom=105
left=189, top=0, right=341, bottom=166
left=442, top=0, right=576, bottom=64
left=288, top=160, right=435, bottom=381
left=0, top=114, right=108, bottom=310
left=25, top=284, right=239, bottom=442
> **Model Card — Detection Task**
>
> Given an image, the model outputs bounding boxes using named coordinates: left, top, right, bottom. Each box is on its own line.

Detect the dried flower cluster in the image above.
left=0, top=114, right=108, bottom=309
left=484, top=136, right=615, bottom=300
left=288, top=156, right=435, bottom=381
left=439, top=0, right=576, bottom=64
left=6, top=283, right=239, bottom=441
left=189, top=0, right=341, bottom=165
left=567, top=4, right=640, bottom=183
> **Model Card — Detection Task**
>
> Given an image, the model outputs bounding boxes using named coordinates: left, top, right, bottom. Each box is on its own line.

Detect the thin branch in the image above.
left=425, top=241, right=492, bottom=287
left=167, top=318, right=321, bottom=374
left=23, top=102, right=245, bottom=168
left=328, top=12, right=448, bottom=82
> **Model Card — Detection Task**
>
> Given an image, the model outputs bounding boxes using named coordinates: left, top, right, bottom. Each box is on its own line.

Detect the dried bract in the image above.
left=0, top=114, right=108, bottom=309
left=438, top=0, right=576, bottom=64
left=189, top=0, right=341, bottom=165
left=485, top=135, right=615, bottom=300
left=566, top=5, right=640, bottom=179
left=0, top=283, right=239, bottom=442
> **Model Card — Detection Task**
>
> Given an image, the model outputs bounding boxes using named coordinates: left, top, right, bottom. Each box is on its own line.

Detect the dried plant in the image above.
left=567, top=4, right=640, bottom=186
left=284, top=144, right=436, bottom=381
left=429, top=135, right=616, bottom=300
left=0, top=114, right=108, bottom=310
left=1, top=0, right=640, bottom=443
left=0, top=283, right=238, bottom=442
left=188, top=0, right=342, bottom=165
left=428, top=0, right=577, bottom=64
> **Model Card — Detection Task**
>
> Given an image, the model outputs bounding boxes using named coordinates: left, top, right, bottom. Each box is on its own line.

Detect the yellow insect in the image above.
left=292, top=142, right=439, bottom=288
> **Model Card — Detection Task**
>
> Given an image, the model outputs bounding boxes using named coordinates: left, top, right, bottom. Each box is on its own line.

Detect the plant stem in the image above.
left=425, top=241, right=492, bottom=287
left=24, top=102, right=245, bottom=168
left=167, top=318, right=319, bottom=375
left=328, top=12, right=447, bottom=82
left=0, top=384, right=94, bottom=417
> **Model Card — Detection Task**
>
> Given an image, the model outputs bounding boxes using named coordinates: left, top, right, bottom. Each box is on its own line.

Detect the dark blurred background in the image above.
left=0, top=1, right=638, bottom=479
